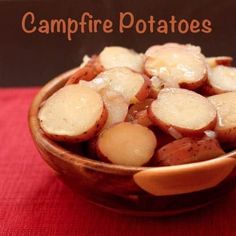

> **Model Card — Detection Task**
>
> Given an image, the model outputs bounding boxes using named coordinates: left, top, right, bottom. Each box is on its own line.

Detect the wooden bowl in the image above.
left=28, top=68, right=236, bottom=216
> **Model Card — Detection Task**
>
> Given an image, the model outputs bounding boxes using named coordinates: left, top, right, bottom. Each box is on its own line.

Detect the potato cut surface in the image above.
left=148, top=88, right=217, bottom=135
left=208, top=65, right=236, bottom=93
left=38, top=85, right=106, bottom=141
left=144, top=43, right=207, bottom=89
left=99, top=46, right=145, bottom=73
left=208, top=92, right=236, bottom=142
left=97, top=122, right=157, bottom=167
left=94, top=67, right=149, bottom=103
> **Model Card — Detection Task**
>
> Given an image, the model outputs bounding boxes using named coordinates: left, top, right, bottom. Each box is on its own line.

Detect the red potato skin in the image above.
left=155, top=137, right=225, bottom=166
left=144, top=59, right=208, bottom=91
left=135, top=74, right=152, bottom=101
left=179, top=73, right=207, bottom=91
left=66, top=55, right=104, bottom=85
left=207, top=57, right=233, bottom=67
left=200, top=83, right=219, bottom=96
left=132, top=110, right=153, bottom=127
left=216, top=127, right=236, bottom=145
left=41, top=106, right=108, bottom=143
left=148, top=88, right=159, bottom=99
left=147, top=103, right=217, bottom=138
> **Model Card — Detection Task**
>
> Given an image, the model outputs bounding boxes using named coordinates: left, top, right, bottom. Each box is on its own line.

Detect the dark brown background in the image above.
left=0, top=0, right=235, bottom=87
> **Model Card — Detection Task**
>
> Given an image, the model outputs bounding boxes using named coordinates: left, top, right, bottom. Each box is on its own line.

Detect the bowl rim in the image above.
left=28, top=67, right=236, bottom=175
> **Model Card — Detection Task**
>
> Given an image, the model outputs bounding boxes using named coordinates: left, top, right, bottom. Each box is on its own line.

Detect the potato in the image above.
left=99, top=46, right=145, bottom=73
left=208, top=92, right=236, bottom=143
left=144, top=43, right=199, bottom=57
left=148, top=75, right=180, bottom=99
left=126, top=99, right=153, bottom=126
left=75, top=83, right=129, bottom=129
left=144, top=43, right=207, bottom=90
left=155, top=137, right=225, bottom=166
left=206, top=56, right=233, bottom=68
left=134, top=155, right=236, bottom=196
left=100, top=89, right=129, bottom=129
left=148, top=88, right=217, bottom=137
left=38, top=84, right=107, bottom=142
left=132, top=110, right=153, bottom=127
left=93, top=67, right=151, bottom=104
left=96, top=122, right=157, bottom=167
left=203, top=65, right=236, bottom=95
left=126, top=99, right=153, bottom=120
left=66, top=55, right=103, bottom=85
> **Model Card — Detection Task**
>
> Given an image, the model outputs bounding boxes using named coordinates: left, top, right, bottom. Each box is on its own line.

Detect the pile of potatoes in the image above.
left=38, top=43, right=236, bottom=167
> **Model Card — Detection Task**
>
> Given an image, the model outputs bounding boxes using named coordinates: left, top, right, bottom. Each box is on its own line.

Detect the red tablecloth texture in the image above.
left=1, top=88, right=236, bottom=236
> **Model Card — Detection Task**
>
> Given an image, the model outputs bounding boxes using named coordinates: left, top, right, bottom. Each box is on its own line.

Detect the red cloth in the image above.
left=0, top=88, right=236, bottom=236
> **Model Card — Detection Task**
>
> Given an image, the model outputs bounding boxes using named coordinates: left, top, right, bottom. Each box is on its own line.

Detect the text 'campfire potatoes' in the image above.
left=97, top=122, right=157, bottom=167
left=38, top=42, right=236, bottom=168
left=38, top=84, right=107, bottom=142
left=144, top=43, right=207, bottom=90
left=148, top=88, right=217, bottom=136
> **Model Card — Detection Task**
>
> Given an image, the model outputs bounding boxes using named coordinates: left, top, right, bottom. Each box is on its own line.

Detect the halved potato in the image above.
left=38, top=84, right=107, bottom=142
left=148, top=88, right=217, bottom=136
left=208, top=92, right=236, bottom=143
left=97, top=122, right=157, bottom=166
left=156, top=137, right=225, bottom=166
left=204, top=66, right=236, bottom=95
left=144, top=43, right=207, bottom=90
left=66, top=55, right=103, bottom=85
left=99, top=46, right=145, bottom=73
left=206, top=56, right=233, bottom=68
left=93, top=67, right=151, bottom=104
